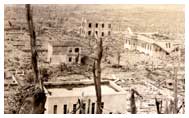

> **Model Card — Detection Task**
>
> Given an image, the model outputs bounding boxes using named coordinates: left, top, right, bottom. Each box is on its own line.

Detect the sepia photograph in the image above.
left=4, top=4, right=185, bottom=114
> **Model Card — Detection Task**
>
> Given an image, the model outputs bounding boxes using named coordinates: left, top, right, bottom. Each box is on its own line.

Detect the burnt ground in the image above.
left=4, top=4, right=185, bottom=114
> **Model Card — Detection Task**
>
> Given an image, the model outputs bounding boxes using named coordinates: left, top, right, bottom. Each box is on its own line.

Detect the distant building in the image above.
left=124, top=32, right=180, bottom=58
left=44, top=80, right=127, bottom=114
left=47, top=40, right=88, bottom=65
left=80, top=18, right=112, bottom=38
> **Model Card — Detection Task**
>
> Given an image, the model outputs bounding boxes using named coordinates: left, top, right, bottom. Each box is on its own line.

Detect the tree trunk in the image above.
left=26, top=4, right=39, bottom=84
left=130, top=89, right=142, bottom=114
left=130, top=93, right=136, bottom=114
left=93, top=38, right=103, bottom=114
left=25, top=4, right=46, bottom=114
left=155, top=97, right=162, bottom=114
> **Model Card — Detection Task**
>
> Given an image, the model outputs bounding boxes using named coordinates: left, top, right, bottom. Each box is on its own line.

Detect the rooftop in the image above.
left=45, top=80, right=125, bottom=97
left=128, top=33, right=180, bottom=53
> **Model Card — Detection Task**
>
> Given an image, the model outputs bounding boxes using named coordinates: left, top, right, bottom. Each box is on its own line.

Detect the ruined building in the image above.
left=80, top=18, right=112, bottom=38
left=124, top=32, right=181, bottom=58
left=44, top=80, right=127, bottom=114
left=47, top=40, right=88, bottom=65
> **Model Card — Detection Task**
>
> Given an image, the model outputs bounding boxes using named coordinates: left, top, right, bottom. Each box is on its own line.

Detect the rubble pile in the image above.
left=5, top=85, right=36, bottom=114
left=101, top=50, right=185, bottom=114
left=4, top=5, right=184, bottom=114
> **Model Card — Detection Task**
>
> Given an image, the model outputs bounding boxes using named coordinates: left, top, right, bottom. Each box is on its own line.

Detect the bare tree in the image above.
left=92, top=37, right=103, bottom=114
left=155, top=49, right=184, bottom=114
left=155, top=97, right=162, bottom=114
left=26, top=4, right=39, bottom=84
left=18, top=4, right=46, bottom=114
left=130, top=89, right=143, bottom=114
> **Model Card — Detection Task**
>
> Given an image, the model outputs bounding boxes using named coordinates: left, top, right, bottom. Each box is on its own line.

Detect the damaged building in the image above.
left=44, top=80, right=127, bottom=114
left=124, top=32, right=181, bottom=58
left=47, top=40, right=89, bottom=65
left=80, top=18, right=113, bottom=38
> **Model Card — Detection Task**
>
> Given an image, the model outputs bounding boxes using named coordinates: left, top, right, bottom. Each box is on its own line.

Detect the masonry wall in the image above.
left=124, top=37, right=169, bottom=58
left=80, top=20, right=112, bottom=38
left=51, top=55, right=67, bottom=65
left=45, top=93, right=127, bottom=114
left=47, top=43, right=84, bottom=65
left=124, top=38, right=154, bottom=56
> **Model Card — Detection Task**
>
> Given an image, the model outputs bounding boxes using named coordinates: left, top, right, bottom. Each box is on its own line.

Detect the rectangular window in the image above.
left=83, top=103, right=86, bottom=114
left=63, top=104, right=67, bottom=114
left=73, top=104, right=77, bottom=114
left=102, top=23, right=104, bottom=28
left=108, top=31, right=111, bottom=36
left=108, top=24, right=111, bottom=28
left=101, top=102, right=104, bottom=109
left=166, top=43, right=171, bottom=48
left=88, top=23, right=92, bottom=28
left=101, top=32, right=104, bottom=37
left=69, top=57, right=72, bottom=62
left=75, top=56, right=79, bottom=63
left=96, top=23, right=98, bottom=28
left=88, top=31, right=91, bottom=36
left=75, top=48, right=79, bottom=53
left=53, top=105, right=57, bottom=114
left=95, top=31, right=98, bottom=35
left=91, top=103, right=95, bottom=114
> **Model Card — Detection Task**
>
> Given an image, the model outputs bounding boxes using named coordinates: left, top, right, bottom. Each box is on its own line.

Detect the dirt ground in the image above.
left=4, top=4, right=185, bottom=114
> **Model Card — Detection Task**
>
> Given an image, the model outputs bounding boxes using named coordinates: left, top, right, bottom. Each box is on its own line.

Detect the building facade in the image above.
left=124, top=33, right=178, bottom=58
left=80, top=18, right=113, bottom=38
left=47, top=40, right=87, bottom=65
left=44, top=80, right=127, bottom=114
